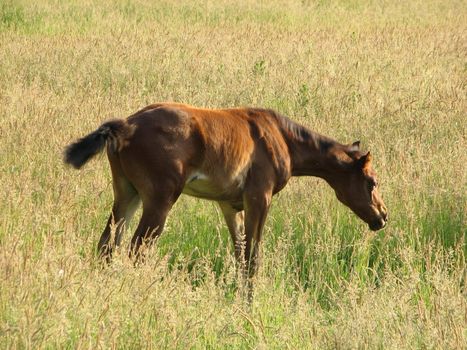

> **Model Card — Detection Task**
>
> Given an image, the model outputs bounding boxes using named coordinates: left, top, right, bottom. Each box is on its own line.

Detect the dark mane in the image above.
left=260, top=109, right=339, bottom=154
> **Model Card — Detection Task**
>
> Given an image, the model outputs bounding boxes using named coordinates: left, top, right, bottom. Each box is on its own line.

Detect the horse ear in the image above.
left=349, top=141, right=360, bottom=152
left=356, top=151, right=372, bottom=169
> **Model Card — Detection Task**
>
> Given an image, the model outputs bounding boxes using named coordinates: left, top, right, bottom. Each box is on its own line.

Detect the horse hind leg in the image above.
left=128, top=180, right=183, bottom=263
left=97, top=175, right=140, bottom=262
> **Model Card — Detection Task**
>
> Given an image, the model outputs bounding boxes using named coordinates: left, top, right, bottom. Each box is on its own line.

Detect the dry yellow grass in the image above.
left=1, top=0, right=466, bottom=348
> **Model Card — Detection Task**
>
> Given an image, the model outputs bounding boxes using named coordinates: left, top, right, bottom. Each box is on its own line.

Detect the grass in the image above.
left=0, top=0, right=466, bottom=348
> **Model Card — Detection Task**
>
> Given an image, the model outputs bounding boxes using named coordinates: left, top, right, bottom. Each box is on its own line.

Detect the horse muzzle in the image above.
left=369, top=211, right=388, bottom=231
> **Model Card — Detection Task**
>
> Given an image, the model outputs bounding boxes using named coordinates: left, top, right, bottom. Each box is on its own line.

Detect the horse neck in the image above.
left=291, top=140, right=337, bottom=178
left=278, top=121, right=342, bottom=180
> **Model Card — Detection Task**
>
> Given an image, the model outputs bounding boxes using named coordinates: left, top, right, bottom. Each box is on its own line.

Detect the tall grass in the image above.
left=1, top=0, right=465, bottom=348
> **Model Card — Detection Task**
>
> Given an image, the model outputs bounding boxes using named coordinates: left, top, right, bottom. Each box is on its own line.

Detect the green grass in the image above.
left=1, top=0, right=466, bottom=348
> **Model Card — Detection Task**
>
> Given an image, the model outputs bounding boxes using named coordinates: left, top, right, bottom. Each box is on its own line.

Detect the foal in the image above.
left=64, top=103, right=387, bottom=278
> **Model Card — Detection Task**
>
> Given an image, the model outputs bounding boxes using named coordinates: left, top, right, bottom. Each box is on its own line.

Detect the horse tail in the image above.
left=63, top=119, right=134, bottom=169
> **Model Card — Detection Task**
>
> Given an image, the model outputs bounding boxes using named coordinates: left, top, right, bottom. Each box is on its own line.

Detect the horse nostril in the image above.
left=380, top=208, right=388, bottom=222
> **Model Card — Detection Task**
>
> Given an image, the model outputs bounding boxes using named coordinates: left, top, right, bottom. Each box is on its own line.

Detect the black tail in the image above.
left=64, top=119, right=133, bottom=169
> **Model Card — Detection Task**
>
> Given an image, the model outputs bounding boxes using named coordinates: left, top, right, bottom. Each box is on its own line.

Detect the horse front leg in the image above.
left=218, top=202, right=246, bottom=270
left=242, top=188, right=273, bottom=301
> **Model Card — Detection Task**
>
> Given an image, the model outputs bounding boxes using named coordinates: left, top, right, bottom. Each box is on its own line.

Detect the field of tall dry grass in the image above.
left=1, top=0, right=465, bottom=348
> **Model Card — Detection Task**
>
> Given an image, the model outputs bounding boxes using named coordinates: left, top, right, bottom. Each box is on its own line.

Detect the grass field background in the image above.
left=1, top=0, right=465, bottom=348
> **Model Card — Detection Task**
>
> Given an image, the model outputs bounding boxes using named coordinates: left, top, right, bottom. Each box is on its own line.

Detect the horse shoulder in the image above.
left=245, top=110, right=292, bottom=192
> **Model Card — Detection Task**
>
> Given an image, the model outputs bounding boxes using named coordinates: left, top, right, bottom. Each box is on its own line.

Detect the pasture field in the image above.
left=0, top=0, right=465, bottom=348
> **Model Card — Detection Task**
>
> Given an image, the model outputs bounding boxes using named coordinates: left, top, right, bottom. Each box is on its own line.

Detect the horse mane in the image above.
left=257, top=108, right=339, bottom=154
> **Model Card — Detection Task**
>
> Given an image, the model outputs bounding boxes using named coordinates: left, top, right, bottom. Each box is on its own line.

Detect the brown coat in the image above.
left=64, top=103, right=387, bottom=280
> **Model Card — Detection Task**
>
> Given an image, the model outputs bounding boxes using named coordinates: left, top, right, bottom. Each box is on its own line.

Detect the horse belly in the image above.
left=182, top=171, right=244, bottom=201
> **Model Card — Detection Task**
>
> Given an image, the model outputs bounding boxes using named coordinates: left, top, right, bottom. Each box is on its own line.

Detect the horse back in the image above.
left=116, top=104, right=292, bottom=200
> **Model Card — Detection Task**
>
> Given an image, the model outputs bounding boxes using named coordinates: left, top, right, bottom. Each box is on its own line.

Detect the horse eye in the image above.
left=368, top=180, right=377, bottom=190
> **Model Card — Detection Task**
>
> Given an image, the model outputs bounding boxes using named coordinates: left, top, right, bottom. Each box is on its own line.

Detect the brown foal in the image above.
left=64, top=103, right=388, bottom=279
